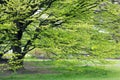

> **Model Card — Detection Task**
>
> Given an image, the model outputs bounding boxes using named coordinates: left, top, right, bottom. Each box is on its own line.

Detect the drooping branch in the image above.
left=22, top=0, right=57, bottom=55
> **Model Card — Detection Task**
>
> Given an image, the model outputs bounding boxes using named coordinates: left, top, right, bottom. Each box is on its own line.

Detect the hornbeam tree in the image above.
left=0, top=0, right=117, bottom=70
left=0, top=0, right=57, bottom=64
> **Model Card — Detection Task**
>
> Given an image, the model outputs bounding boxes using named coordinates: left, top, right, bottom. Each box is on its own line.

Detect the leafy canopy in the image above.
left=0, top=0, right=119, bottom=62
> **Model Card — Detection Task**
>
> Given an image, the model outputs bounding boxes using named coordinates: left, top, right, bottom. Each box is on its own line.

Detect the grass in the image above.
left=0, top=59, right=120, bottom=80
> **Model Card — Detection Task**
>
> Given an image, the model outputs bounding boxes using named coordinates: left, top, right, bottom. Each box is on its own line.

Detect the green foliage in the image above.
left=0, top=63, right=8, bottom=71
left=94, top=1, right=120, bottom=43
left=32, top=20, right=117, bottom=59
left=0, top=0, right=120, bottom=71
left=8, top=54, right=23, bottom=72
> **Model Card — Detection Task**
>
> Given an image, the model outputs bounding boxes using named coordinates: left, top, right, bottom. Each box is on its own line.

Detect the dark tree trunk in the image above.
left=10, top=22, right=25, bottom=70
left=0, top=59, right=8, bottom=63
left=11, top=45, right=24, bottom=69
left=0, top=54, right=3, bottom=59
left=0, top=53, right=8, bottom=63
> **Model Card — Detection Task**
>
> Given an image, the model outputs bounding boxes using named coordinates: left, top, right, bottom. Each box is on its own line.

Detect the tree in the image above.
left=94, top=0, right=120, bottom=58
left=34, top=0, right=120, bottom=60
left=0, top=0, right=57, bottom=66
left=0, top=0, right=117, bottom=70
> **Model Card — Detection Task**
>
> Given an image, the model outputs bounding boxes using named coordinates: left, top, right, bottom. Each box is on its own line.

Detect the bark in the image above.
left=0, top=58, right=8, bottom=63
left=10, top=21, right=30, bottom=70
left=10, top=21, right=25, bottom=69
left=0, top=53, right=8, bottom=63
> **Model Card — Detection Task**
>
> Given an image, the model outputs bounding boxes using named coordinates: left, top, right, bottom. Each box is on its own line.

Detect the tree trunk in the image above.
left=10, top=24, right=25, bottom=70
left=9, top=20, right=29, bottom=71
left=0, top=54, right=3, bottom=60
left=10, top=45, right=25, bottom=70
left=0, top=54, right=8, bottom=63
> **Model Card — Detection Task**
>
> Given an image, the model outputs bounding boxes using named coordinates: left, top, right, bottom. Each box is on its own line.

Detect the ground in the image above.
left=0, top=59, right=120, bottom=80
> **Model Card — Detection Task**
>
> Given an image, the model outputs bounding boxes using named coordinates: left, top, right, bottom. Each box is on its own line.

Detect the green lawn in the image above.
left=0, top=59, right=120, bottom=80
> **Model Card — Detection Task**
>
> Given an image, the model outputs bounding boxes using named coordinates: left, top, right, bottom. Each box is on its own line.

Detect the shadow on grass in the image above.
left=0, top=66, right=114, bottom=80
left=0, top=60, right=117, bottom=79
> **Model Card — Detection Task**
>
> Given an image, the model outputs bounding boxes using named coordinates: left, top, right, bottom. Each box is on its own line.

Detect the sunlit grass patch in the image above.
left=1, top=59, right=120, bottom=80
